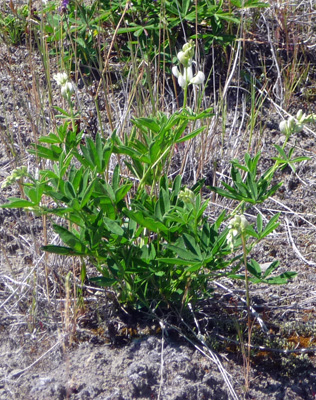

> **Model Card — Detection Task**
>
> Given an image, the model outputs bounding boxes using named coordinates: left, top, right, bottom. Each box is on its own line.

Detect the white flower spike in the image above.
left=172, top=41, right=205, bottom=89
left=53, top=72, right=74, bottom=98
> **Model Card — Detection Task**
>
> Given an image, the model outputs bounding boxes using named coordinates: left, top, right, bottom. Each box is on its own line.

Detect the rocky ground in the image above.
left=1, top=1, right=316, bottom=399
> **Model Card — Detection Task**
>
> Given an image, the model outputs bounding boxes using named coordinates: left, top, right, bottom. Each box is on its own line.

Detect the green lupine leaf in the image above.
left=132, top=117, right=160, bottom=133
left=53, top=225, right=88, bottom=254
left=103, top=217, right=124, bottom=236
left=264, top=271, right=297, bottom=284
left=123, top=209, right=168, bottom=234
left=166, top=244, right=201, bottom=261
left=176, top=126, right=205, bottom=143
left=0, top=198, right=35, bottom=208
left=80, top=179, right=95, bottom=208
left=53, top=106, right=72, bottom=117
left=28, top=144, right=62, bottom=161
left=291, top=156, right=311, bottom=163
left=89, top=276, right=117, bottom=286
left=112, top=164, right=120, bottom=192
left=71, top=167, right=84, bottom=192
left=183, top=233, right=202, bottom=260
left=274, top=144, right=287, bottom=159
left=38, top=133, right=62, bottom=144
left=262, top=260, right=280, bottom=278
left=64, top=181, right=76, bottom=199
left=261, top=213, right=280, bottom=238
left=157, top=258, right=198, bottom=266
left=245, top=224, right=259, bottom=239
left=247, top=259, right=262, bottom=278
left=41, top=245, right=84, bottom=256
left=257, top=213, right=263, bottom=233
left=115, top=183, right=133, bottom=203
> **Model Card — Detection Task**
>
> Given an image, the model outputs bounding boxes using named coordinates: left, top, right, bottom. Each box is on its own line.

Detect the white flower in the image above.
left=190, top=71, right=205, bottom=85
left=53, top=72, right=74, bottom=98
left=172, top=65, right=205, bottom=88
left=279, top=119, right=288, bottom=134
left=61, top=81, right=74, bottom=97
left=172, top=65, right=180, bottom=78
left=279, top=115, right=303, bottom=135
left=53, top=72, right=68, bottom=86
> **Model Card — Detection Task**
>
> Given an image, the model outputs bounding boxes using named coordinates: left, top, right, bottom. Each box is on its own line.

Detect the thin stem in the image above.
left=241, top=232, right=251, bottom=393
left=183, top=83, right=188, bottom=109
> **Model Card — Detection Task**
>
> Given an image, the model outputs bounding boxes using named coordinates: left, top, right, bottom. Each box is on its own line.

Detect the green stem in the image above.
left=241, top=232, right=251, bottom=392
left=67, top=95, right=76, bottom=133
left=183, top=84, right=188, bottom=109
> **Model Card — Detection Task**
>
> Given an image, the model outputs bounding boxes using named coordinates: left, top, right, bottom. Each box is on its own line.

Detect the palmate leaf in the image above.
left=115, top=183, right=133, bottom=203
left=246, top=174, right=258, bottom=200
left=247, top=259, right=262, bottom=278
left=182, top=233, right=202, bottom=260
left=166, top=242, right=201, bottom=262
left=81, top=179, right=96, bottom=208
left=265, top=272, right=297, bottom=284
left=230, top=271, right=296, bottom=285
left=113, top=145, right=151, bottom=164
left=263, top=182, right=283, bottom=200
left=208, top=185, right=242, bottom=201
left=256, top=213, right=263, bottom=233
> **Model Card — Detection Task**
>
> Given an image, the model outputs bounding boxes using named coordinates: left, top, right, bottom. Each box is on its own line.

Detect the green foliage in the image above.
left=110, top=0, right=240, bottom=61
left=113, top=109, right=213, bottom=188
left=208, top=145, right=308, bottom=207
left=0, top=0, right=270, bottom=79
left=209, top=152, right=283, bottom=204
left=31, top=0, right=107, bottom=74
left=0, top=5, right=29, bottom=45
left=1, top=109, right=298, bottom=311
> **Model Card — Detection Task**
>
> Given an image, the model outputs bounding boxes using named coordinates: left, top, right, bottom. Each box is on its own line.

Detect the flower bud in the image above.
left=227, top=214, right=249, bottom=250
left=179, top=187, right=195, bottom=204
left=296, top=109, right=303, bottom=121
left=177, top=41, right=195, bottom=67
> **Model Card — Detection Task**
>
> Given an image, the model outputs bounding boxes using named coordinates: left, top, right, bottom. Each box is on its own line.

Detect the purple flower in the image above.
left=59, top=0, right=70, bottom=13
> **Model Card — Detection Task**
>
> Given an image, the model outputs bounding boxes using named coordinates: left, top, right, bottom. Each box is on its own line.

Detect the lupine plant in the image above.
left=2, top=41, right=312, bottom=312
